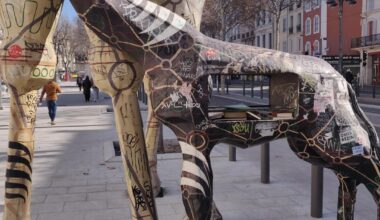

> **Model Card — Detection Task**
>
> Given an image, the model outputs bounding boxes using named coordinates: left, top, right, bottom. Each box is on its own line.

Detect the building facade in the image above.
left=303, top=0, right=327, bottom=57
left=278, top=2, right=304, bottom=54
left=352, top=0, right=380, bottom=86
left=326, top=0, right=362, bottom=80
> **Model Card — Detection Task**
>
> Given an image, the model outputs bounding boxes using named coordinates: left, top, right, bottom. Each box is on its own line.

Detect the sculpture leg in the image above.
left=179, top=141, right=218, bottom=220
left=3, top=90, right=38, bottom=220
left=336, top=173, right=358, bottom=220
left=145, top=102, right=163, bottom=197
left=112, top=91, right=158, bottom=219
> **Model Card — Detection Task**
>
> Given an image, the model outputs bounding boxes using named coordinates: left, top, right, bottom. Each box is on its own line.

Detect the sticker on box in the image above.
left=352, top=145, right=364, bottom=156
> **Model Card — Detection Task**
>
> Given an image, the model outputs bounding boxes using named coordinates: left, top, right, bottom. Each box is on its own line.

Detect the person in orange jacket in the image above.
left=39, top=80, right=62, bottom=125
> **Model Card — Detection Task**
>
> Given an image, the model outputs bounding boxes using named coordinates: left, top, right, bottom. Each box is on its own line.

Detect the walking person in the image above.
left=39, top=80, right=62, bottom=125
left=82, top=76, right=92, bottom=102
left=76, top=76, right=83, bottom=91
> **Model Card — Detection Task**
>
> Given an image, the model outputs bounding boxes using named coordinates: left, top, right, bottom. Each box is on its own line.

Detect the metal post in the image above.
left=260, top=77, right=264, bottom=99
left=311, top=165, right=324, bottom=218
left=338, top=0, right=344, bottom=75
left=373, top=79, right=376, bottom=98
left=157, top=123, right=164, bottom=153
left=217, top=75, right=220, bottom=94
left=243, top=78, right=246, bottom=96
left=226, top=75, right=229, bottom=95
left=251, top=78, right=254, bottom=97
left=0, top=79, right=3, bottom=110
left=261, top=143, right=270, bottom=184
left=229, top=145, right=236, bottom=162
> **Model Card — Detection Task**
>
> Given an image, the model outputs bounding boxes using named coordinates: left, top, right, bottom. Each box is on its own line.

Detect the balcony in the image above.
left=351, top=34, right=380, bottom=49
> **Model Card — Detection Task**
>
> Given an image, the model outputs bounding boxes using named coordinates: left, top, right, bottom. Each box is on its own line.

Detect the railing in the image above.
left=351, top=34, right=380, bottom=48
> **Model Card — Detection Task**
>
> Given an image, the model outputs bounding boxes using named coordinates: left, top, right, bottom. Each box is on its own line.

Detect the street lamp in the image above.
left=327, top=0, right=357, bottom=75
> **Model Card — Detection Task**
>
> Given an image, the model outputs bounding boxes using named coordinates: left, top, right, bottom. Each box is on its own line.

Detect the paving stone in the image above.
left=87, top=191, right=128, bottom=201
left=68, top=184, right=106, bottom=193
left=106, top=183, right=127, bottom=191
left=31, top=195, right=46, bottom=204
left=45, top=193, right=86, bottom=203
left=31, top=202, right=64, bottom=214
left=107, top=198, right=130, bottom=209
left=33, top=187, right=68, bottom=195
left=37, top=211, right=85, bottom=220
left=64, top=200, right=107, bottom=212
left=84, top=208, right=131, bottom=220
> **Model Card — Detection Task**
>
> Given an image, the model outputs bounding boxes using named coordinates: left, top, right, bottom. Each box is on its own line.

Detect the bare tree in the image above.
left=259, top=0, right=301, bottom=50
left=202, top=0, right=259, bottom=41
left=53, top=19, right=75, bottom=79
left=71, top=18, right=90, bottom=63
left=53, top=17, right=89, bottom=80
left=201, top=0, right=260, bottom=94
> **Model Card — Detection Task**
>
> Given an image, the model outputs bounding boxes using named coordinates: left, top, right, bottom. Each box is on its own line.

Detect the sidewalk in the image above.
left=0, top=83, right=377, bottom=219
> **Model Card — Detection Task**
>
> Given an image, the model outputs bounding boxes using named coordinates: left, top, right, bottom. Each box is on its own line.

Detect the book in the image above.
left=223, top=111, right=247, bottom=119
left=246, top=111, right=261, bottom=120
left=208, top=112, right=224, bottom=119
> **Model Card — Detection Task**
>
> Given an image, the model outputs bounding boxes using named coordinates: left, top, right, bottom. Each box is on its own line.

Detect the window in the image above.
left=312, top=0, right=320, bottom=8
left=368, top=21, right=374, bottom=36
left=305, top=41, right=311, bottom=55
left=263, top=34, right=266, bottom=48
left=289, top=16, right=294, bottom=33
left=262, top=11, right=266, bottom=25
left=313, top=40, right=320, bottom=56
left=298, top=38, right=302, bottom=52
left=314, top=15, right=320, bottom=33
left=283, top=40, right=288, bottom=52
left=304, top=0, right=311, bottom=11
left=269, top=33, right=272, bottom=49
left=367, top=0, right=374, bottom=11
left=297, top=13, right=302, bottom=32
left=289, top=39, right=293, bottom=52
left=305, top=17, right=311, bottom=36
left=268, top=14, right=272, bottom=23
left=257, top=36, right=261, bottom=47
left=283, top=18, right=287, bottom=32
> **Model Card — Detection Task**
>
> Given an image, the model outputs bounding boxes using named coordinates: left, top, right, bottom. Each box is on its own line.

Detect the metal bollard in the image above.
left=217, top=75, right=220, bottom=94
left=157, top=123, right=164, bottom=153
left=226, top=77, right=229, bottom=95
left=251, top=79, right=254, bottom=97
left=311, top=165, right=324, bottom=218
left=261, top=143, right=270, bottom=184
left=0, top=81, right=3, bottom=110
left=229, top=145, right=236, bottom=162
left=243, top=79, right=246, bottom=96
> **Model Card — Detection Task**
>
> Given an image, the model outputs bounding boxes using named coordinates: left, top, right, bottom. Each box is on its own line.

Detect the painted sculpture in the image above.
left=0, top=0, right=207, bottom=219
left=70, top=0, right=380, bottom=219
left=1, top=1, right=380, bottom=220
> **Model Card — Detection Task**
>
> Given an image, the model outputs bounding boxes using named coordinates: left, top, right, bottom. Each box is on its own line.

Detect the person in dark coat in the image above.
left=82, top=76, right=92, bottom=102
left=76, top=76, right=83, bottom=91
left=346, top=69, right=353, bottom=84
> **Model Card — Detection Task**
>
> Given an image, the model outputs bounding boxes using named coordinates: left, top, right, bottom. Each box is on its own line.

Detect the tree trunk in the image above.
left=275, top=16, right=281, bottom=51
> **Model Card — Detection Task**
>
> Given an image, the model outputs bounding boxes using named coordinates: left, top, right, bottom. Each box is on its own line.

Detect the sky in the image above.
left=61, top=1, right=78, bottom=22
